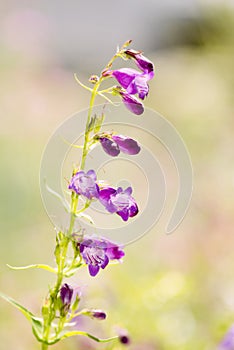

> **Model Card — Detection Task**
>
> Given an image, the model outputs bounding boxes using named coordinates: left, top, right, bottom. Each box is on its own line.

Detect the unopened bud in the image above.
left=85, top=309, right=106, bottom=320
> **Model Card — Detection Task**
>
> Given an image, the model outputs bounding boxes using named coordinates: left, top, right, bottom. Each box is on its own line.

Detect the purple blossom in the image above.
left=99, top=134, right=140, bottom=157
left=99, top=137, right=120, bottom=157
left=99, top=186, right=138, bottom=221
left=219, top=325, right=234, bottom=350
left=120, top=91, right=144, bottom=115
left=68, top=169, right=99, bottom=199
left=80, top=236, right=124, bottom=277
left=60, top=283, right=73, bottom=314
left=125, top=49, right=154, bottom=77
left=112, top=68, right=150, bottom=100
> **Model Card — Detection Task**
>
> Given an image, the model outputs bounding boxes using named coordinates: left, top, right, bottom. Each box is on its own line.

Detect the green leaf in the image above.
left=0, top=292, right=34, bottom=321
left=44, top=180, right=70, bottom=212
left=7, top=263, right=57, bottom=274
left=0, top=292, right=44, bottom=341
left=76, top=212, right=94, bottom=224
left=59, top=330, right=118, bottom=343
left=94, top=113, right=105, bottom=133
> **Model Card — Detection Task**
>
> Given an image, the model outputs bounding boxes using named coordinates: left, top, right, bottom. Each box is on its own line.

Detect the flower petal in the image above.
left=112, top=68, right=139, bottom=89
left=100, top=137, right=120, bottom=157
left=112, top=135, right=140, bottom=155
left=120, top=92, right=144, bottom=115
left=88, top=264, right=100, bottom=277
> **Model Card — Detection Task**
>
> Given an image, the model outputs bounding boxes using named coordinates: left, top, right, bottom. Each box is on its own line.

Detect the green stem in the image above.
left=41, top=343, right=48, bottom=350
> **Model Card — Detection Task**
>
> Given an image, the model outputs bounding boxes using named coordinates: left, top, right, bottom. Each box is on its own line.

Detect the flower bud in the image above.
left=84, top=309, right=106, bottom=320
left=118, top=329, right=130, bottom=345
left=59, top=283, right=73, bottom=316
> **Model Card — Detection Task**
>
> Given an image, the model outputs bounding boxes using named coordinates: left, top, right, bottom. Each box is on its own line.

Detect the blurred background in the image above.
left=1, top=0, right=234, bottom=349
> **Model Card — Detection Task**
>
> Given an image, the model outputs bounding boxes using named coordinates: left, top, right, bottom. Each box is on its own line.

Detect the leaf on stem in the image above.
left=0, top=292, right=43, bottom=341
left=44, top=180, right=70, bottom=212
left=7, top=264, right=57, bottom=274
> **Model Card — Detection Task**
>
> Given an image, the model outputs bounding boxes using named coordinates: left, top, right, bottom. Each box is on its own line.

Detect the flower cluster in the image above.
left=68, top=169, right=139, bottom=222
left=105, top=49, right=154, bottom=115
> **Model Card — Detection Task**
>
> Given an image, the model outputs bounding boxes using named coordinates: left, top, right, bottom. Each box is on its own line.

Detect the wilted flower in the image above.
left=59, top=283, right=73, bottom=315
left=68, top=169, right=99, bottom=199
left=219, top=325, right=234, bottom=350
left=99, top=134, right=140, bottom=157
left=99, top=186, right=138, bottom=221
left=80, top=236, right=125, bottom=277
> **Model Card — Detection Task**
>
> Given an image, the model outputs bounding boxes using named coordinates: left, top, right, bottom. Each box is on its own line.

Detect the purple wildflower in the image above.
left=99, top=137, right=120, bottom=157
left=112, top=68, right=150, bottom=100
left=219, top=325, right=234, bottom=350
left=120, top=91, right=144, bottom=115
left=99, top=186, right=138, bottom=221
left=60, top=283, right=73, bottom=314
left=125, top=49, right=154, bottom=77
left=68, top=169, right=99, bottom=199
left=99, top=134, right=140, bottom=157
left=80, top=236, right=125, bottom=277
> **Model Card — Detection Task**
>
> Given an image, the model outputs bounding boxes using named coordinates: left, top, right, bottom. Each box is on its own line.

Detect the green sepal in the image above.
left=7, top=264, right=57, bottom=274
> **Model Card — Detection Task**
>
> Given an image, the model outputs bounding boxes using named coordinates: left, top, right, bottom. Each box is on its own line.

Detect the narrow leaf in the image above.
left=44, top=180, right=70, bottom=212
left=7, top=264, right=57, bottom=274
left=0, top=292, right=34, bottom=321
left=60, top=330, right=118, bottom=343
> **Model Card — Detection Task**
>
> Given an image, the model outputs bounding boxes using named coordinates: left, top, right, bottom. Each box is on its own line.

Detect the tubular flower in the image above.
left=119, top=91, right=144, bottom=115
left=124, top=49, right=154, bottom=77
left=99, top=186, right=138, bottom=221
left=99, top=134, right=140, bottom=157
left=80, top=236, right=125, bottom=277
left=112, top=68, right=150, bottom=100
left=68, top=169, right=99, bottom=199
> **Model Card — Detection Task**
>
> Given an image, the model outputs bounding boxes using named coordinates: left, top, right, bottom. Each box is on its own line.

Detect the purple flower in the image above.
left=219, top=325, right=234, bottom=349
left=112, top=68, right=150, bottom=100
left=80, top=236, right=125, bottom=277
left=99, top=134, right=140, bottom=157
left=99, top=137, right=120, bottom=157
left=125, top=49, right=154, bottom=78
left=60, top=283, right=73, bottom=314
left=120, top=91, right=144, bottom=115
left=68, top=169, right=99, bottom=199
left=99, top=186, right=138, bottom=221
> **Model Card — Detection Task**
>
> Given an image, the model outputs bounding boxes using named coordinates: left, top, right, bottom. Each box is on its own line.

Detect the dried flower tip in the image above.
left=118, top=329, right=130, bottom=345
left=89, top=75, right=99, bottom=84
left=88, top=309, right=107, bottom=320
